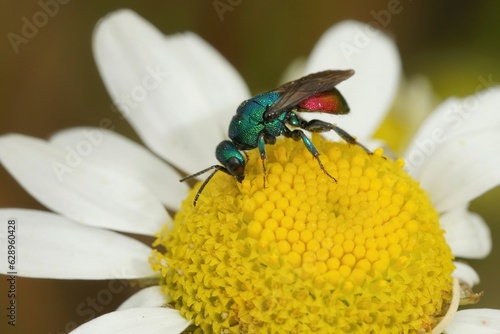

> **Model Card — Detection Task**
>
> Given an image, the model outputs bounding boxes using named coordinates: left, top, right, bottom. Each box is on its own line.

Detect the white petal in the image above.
left=440, top=207, right=491, bottom=259
left=414, top=130, right=500, bottom=212
left=50, top=127, right=188, bottom=211
left=0, top=134, right=170, bottom=235
left=405, top=87, right=500, bottom=177
left=93, top=9, right=250, bottom=174
left=0, top=209, right=153, bottom=279
left=385, top=75, right=439, bottom=153
left=305, top=20, right=401, bottom=139
left=404, top=98, right=459, bottom=178
left=118, top=286, right=168, bottom=310
left=452, top=87, right=500, bottom=135
left=445, top=309, right=500, bottom=334
left=279, top=57, right=307, bottom=84
left=71, top=307, right=190, bottom=334
left=452, top=262, right=480, bottom=287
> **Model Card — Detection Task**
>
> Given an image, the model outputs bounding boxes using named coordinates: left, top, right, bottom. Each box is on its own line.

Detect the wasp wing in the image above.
left=263, top=69, right=355, bottom=121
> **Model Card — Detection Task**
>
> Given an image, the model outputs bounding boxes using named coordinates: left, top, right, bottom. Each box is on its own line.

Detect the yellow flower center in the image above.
left=150, top=136, right=454, bottom=333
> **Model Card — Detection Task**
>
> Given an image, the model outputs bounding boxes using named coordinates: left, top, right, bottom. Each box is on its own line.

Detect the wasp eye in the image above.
left=226, top=157, right=245, bottom=179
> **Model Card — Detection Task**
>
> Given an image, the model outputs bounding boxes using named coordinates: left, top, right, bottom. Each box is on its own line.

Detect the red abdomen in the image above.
left=298, top=89, right=349, bottom=115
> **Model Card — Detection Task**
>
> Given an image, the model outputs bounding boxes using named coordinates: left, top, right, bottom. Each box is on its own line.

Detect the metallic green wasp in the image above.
left=181, top=70, right=370, bottom=206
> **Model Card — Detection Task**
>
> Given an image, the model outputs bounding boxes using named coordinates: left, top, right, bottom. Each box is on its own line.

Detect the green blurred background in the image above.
left=1, top=1, right=500, bottom=333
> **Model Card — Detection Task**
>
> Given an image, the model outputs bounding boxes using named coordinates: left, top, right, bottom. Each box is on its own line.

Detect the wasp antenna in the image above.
left=192, top=166, right=229, bottom=206
left=179, top=165, right=222, bottom=183
left=179, top=165, right=232, bottom=206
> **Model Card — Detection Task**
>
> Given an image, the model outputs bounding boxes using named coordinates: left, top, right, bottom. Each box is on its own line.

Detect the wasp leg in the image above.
left=282, top=126, right=337, bottom=181
left=256, top=132, right=279, bottom=187
left=257, top=132, right=268, bottom=187
left=288, top=113, right=372, bottom=154
left=304, top=119, right=371, bottom=154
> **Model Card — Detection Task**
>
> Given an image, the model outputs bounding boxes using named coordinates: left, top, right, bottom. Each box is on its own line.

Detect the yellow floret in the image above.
left=150, top=135, right=454, bottom=333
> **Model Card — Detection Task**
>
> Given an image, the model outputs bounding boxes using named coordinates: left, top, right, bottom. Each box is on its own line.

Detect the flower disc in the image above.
left=151, top=136, right=454, bottom=333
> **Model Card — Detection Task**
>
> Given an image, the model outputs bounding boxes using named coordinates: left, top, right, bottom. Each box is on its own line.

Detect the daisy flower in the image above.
left=2, top=9, right=500, bottom=333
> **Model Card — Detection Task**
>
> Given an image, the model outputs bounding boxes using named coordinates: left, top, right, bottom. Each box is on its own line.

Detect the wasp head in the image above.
left=216, top=140, right=246, bottom=182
